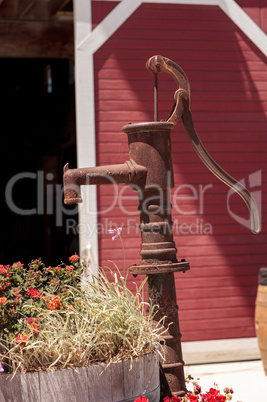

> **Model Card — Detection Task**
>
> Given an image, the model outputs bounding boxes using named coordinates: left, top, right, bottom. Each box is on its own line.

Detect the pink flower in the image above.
left=108, top=227, right=122, bottom=240
left=13, top=262, right=23, bottom=268
left=0, top=265, right=9, bottom=276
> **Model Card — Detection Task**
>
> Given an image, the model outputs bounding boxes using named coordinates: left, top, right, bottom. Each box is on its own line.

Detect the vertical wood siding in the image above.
left=92, top=1, right=267, bottom=341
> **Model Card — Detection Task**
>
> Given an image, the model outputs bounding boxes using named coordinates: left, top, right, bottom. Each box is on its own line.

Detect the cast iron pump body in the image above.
left=63, top=55, right=260, bottom=397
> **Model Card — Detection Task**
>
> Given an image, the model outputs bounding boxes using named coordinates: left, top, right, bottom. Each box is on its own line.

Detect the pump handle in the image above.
left=146, top=55, right=260, bottom=234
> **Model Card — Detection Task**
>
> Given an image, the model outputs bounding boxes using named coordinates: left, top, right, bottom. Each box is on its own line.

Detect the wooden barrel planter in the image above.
left=255, top=267, right=267, bottom=375
left=0, top=351, right=160, bottom=402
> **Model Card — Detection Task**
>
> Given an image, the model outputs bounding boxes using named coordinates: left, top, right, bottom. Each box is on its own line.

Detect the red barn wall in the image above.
left=92, top=1, right=267, bottom=342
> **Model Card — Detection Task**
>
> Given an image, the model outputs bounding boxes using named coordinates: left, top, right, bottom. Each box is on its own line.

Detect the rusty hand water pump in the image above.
left=63, top=55, right=260, bottom=397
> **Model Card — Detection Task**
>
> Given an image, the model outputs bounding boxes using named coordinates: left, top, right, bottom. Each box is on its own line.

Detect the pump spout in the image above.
left=63, top=160, right=147, bottom=205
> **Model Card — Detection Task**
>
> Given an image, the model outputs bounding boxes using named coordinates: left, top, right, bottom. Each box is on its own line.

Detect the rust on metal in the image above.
left=154, top=73, right=158, bottom=121
left=63, top=55, right=260, bottom=397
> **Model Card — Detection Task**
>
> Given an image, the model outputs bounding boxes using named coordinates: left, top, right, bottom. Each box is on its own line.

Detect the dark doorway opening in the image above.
left=0, top=58, right=79, bottom=266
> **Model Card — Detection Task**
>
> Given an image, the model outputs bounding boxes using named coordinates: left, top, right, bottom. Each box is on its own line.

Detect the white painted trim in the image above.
left=73, top=0, right=99, bottom=274
left=78, top=0, right=143, bottom=53
left=87, top=0, right=267, bottom=57
left=220, top=0, right=267, bottom=57
left=91, top=0, right=217, bottom=3
left=183, top=337, right=261, bottom=365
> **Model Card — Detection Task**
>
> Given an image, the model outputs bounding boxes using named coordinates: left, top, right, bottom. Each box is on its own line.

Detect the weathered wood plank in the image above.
left=0, top=21, right=73, bottom=58
left=110, top=360, right=125, bottom=402
left=39, top=369, right=77, bottom=402
left=88, top=363, right=112, bottom=401
left=20, top=372, right=40, bottom=402
left=123, top=356, right=145, bottom=398
left=144, top=352, right=159, bottom=394
left=0, top=374, right=23, bottom=402
left=71, top=367, right=89, bottom=401
left=110, top=362, right=125, bottom=402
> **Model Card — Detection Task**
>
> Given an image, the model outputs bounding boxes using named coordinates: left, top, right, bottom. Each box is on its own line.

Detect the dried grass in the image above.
left=0, top=268, right=165, bottom=374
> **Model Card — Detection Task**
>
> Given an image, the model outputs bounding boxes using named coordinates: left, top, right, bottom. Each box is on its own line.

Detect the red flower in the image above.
left=0, top=265, right=8, bottom=275
left=26, top=317, right=41, bottom=323
left=69, top=255, right=79, bottom=263
left=0, top=265, right=11, bottom=278
left=201, top=390, right=226, bottom=402
left=66, top=265, right=74, bottom=274
left=27, top=287, right=42, bottom=299
left=15, top=333, right=29, bottom=349
left=13, top=287, right=22, bottom=304
left=163, top=398, right=171, bottom=402
left=209, top=388, right=218, bottom=395
left=187, top=394, right=199, bottom=401
left=16, top=333, right=29, bottom=343
left=171, top=396, right=182, bottom=402
left=30, top=322, right=39, bottom=332
left=134, top=397, right=149, bottom=402
left=47, top=295, right=62, bottom=310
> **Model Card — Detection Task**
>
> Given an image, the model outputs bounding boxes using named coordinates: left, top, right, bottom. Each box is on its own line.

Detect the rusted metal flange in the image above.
left=129, top=261, right=190, bottom=276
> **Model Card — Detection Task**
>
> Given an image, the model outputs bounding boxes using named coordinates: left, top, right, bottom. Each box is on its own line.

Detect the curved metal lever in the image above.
left=146, top=55, right=190, bottom=125
left=146, top=55, right=261, bottom=234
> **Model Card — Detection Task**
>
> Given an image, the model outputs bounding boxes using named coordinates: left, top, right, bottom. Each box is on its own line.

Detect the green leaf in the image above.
left=15, top=274, right=23, bottom=283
